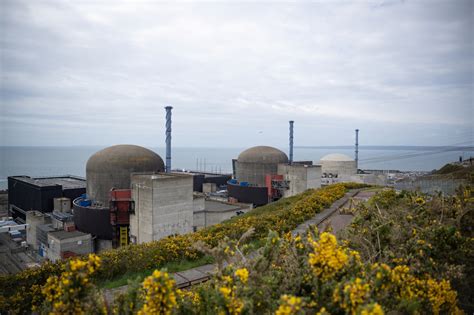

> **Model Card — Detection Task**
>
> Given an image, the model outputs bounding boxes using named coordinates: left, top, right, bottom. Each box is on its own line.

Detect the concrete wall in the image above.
left=321, top=160, right=357, bottom=177
left=47, top=232, right=93, bottom=262
left=278, top=164, right=322, bottom=198
left=26, top=211, right=47, bottom=250
left=395, top=178, right=467, bottom=195
left=53, top=198, right=71, bottom=212
left=130, top=173, right=194, bottom=244
left=203, top=183, right=217, bottom=193
left=235, top=161, right=279, bottom=187
left=193, top=200, right=251, bottom=230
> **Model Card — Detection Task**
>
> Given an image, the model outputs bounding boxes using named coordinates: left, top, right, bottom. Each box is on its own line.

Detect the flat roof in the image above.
left=9, top=176, right=86, bottom=189
left=37, top=224, right=55, bottom=233
left=49, top=230, right=90, bottom=240
left=204, top=200, right=241, bottom=212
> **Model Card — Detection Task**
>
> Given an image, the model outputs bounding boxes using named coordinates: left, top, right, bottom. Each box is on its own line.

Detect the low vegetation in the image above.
left=0, top=183, right=365, bottom=313
left=4, top=183, right=471, bottom=314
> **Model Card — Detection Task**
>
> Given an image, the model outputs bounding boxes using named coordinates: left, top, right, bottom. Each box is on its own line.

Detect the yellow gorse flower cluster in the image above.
left=41, top=254, right=102, bottom=315
left=234, top=268, right=249, bottom=284
left=359, top=303, right=384, bottom=315
left=275, top=295, right=303, bottom=315
left=138, top=270, right=177, bottom=315
left=308, top=232, right=348, bottom=280
left=218, top=274, right=244, bottom=315
left=371, top=263, right=460, bottom=315
left=333, top=278, right=371, bottom=315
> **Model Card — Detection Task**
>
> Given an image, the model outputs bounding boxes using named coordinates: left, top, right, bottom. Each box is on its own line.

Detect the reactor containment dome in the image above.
left=320, top=153, right=357, bottom=177
left=235, top=146, right=289, bottom=187
left=86, top=144, right=165, bottom=206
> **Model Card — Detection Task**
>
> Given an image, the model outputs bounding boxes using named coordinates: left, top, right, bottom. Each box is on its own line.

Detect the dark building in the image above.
left=191, top=173, right=232, bottom=192
left=8, top=176, right=86, bottom=221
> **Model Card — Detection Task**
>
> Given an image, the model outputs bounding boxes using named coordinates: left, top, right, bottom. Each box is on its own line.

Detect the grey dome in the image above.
left=235, top=146, right=288, bottom=187
left=237, top=146, right=288, bottom=164
left=86, top=145, right=164, bottom=206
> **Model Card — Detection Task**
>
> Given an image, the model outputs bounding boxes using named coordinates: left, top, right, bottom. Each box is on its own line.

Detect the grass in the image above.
left=98, top=255, right=214, bottom=289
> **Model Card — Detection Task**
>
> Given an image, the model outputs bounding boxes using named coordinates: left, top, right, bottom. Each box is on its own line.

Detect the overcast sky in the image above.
left=1, top=0, right=473, bottom=148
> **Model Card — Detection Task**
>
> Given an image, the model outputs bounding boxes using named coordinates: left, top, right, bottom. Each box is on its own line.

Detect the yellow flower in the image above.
left=275, top=295, right=303, bottom=315
left=360, top=303, right=384, bottom=315
left=138, top=270, right=177, bottom=315
left=234, top=268, right=249, bottom=284
left=308, top=232, right=348, bottom=280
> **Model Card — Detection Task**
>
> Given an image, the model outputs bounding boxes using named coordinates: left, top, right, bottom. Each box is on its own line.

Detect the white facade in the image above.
left=130, top=173, right=194, bottom=244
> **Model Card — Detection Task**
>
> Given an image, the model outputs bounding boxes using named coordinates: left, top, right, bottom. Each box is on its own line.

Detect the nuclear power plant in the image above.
left=4, top=107, right=385, bottom=267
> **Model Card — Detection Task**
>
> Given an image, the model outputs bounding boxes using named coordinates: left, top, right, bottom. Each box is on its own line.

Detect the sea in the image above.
left=1, top=146, right=473, bottom=190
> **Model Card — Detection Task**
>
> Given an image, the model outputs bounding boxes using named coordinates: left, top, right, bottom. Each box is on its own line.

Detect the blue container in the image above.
left=228, top=179, right=238, bottom=185
left=240, top=181, right=249, bottom=187
left=79, top=199, right=91, bottom=207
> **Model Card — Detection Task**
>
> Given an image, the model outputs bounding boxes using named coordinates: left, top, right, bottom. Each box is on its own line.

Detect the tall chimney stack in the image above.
left=165, top=106, right=173, bottom=173
left=289, top=120, right=294, bottom=164
left=355, top=129, right=359, bottom=172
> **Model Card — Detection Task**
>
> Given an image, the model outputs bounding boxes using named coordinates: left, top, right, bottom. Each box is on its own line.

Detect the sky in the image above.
left=1, top=0, right=473, bottom=148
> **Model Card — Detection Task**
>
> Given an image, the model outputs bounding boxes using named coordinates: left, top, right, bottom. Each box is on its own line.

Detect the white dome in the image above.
left=320, top=153, right=354, bottom=162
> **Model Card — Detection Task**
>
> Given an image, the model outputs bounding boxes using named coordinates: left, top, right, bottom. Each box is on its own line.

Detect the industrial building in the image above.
left=278, top=163, right=321, bottom=198
left=130, top=172, right=194, bottom=244
left=7, top=176, right=86, bottom=221
left=193, top=195, right=251, bottom=230
left=73, top=144, right=165, bottom=250
left=24, top=197, right=94, bottom=262
left=320, top=153, right=358, bottom=185
left=229, top=144, right=322, bottom=205
left=47, top=230, right=92, bottom=262
left=234, top=146, right=289, bottom=187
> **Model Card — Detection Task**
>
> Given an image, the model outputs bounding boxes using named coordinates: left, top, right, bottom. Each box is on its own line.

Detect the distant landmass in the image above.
left=296, top=145, right=474, bottom=151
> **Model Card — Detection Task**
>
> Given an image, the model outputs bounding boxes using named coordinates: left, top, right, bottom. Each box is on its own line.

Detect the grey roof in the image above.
left=49, top=230, right=90, bottom=240
left=237, top=146, right=289, bottom=164
left=37, top=224, right=55, bottom=233
left=86, top=144, right=164, bottom=173
left=9, top=176, right=85, bottom=189
left=204, top=200, right=241, bottom=212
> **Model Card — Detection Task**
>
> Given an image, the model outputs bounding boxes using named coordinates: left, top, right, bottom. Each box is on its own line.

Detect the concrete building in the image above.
left=234, top=146, right=289, bottom=187
left=192, top=196, right=251, bottom=230
left=26, top=211, right=49, bottom=250
left=320, top=153, right=357, bottom=185
left=53, top=197, right=71, bottom=212
left=278, top=164, right=321, bottom=197
left=47, top=230, right=93, bottom=262
left=74, top=144, right=165, bottom=249
left=130, top=173, right=194, bottom=244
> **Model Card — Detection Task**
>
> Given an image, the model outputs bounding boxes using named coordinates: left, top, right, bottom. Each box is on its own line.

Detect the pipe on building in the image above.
left=165, top=106, right=173, bottom=173
left=289, top=120, right=294, bottom=164
left=355, top=129, right=359, bottom=171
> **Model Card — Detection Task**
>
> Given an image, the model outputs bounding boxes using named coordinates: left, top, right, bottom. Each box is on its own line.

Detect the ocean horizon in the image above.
left=1, top=145, right=473, bottom=190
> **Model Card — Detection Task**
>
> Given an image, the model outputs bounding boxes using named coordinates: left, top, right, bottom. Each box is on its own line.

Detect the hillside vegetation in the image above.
left=2, top=183, right=472, bottom=314
left=0, top=183, right=364, bottom=313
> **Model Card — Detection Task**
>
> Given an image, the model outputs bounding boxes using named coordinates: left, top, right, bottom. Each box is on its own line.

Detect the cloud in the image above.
left=1, top=0, right=472, bottom=147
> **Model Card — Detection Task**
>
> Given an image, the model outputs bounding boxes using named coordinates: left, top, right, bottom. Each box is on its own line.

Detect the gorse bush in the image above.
left=0, top=183, right=363, bottom=313
left=4, top=184, right=471, bottom=314
left=36, top=229, right=462, bottom=314
left=340, top=187, right=474, bottom=312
